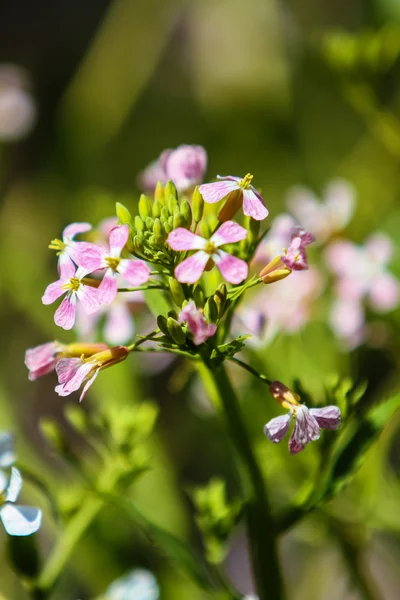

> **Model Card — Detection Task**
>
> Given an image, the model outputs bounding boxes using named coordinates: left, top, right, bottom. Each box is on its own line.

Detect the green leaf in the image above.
left=143, top=288, right=173, bottom=319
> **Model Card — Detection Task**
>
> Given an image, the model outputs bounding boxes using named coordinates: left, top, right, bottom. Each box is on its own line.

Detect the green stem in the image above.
left=198, top=363, right=284, bottom=600
left=229, top=357, right=272, bottom=386
left=118, top=284, right=167, bottom=292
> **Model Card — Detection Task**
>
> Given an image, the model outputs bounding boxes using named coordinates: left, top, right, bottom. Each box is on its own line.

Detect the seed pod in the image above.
left=180, top=199, right=192, bottom=228
left=138, top=194, right=152, bottom=220
left=116, top=202, right=134, bottom=227
left=204, top=297, right=218, bottom=323
left=193, top=284, right=205, bottom=307
left=192, top=186, right=204, bottom=223
left=173, top=213, right=185, bottom=229
left=169, top=277, right=186, bottom=307
left=154, top=181, right=164, bottom=202
left=165, top=180, right=178, bottom=203
left=167, top=317, right=186, bottom=345
left=145, top=216, right=154, bottom=230
left=134, top=215, right=145, bottom=233
left=157, top=315, right=169, bottom=335
left=152, top=200, right=163, bottom=219
left=153, top=219, right=167, bottom=245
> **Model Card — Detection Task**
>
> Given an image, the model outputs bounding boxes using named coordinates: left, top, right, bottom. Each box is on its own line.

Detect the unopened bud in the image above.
left=218, top=190, right=242, bottom=222
left=259, top=256, right=291, bottom=284
left=192, top=186, right=204, bottom=223
left=152, top=200, right=163, bottom=219
left=153, top=219, right=166, bottom=245
left=116, top=202, right=134, bottom=227
left=167, top=317, right=187, bottom=345
left=134, top=215, right=145, bottom=233
left=169, top=277, right=186, bottom=307
left=270, top=381, right=301, bottom=409
left=138, top=194, right=152, bottom=220
left=154, top=181, right=164, bottom=202
left=168, top=195, right=179, bottom=216
left=180, top=200, right=192, bottom=228
left=204, top=297, right=218, bottom=323
left=173, top=213, right=185, bottom=229
left=165, top=180, right=178, bottom=203
left=193, top=284, right=205, bottom=307
left=157, top=315, right=169, bottom=335
left=214, top=283, right=227, bottom=316
left=145, top=216, right=154, bottom=230
left=133, top=236, right=145, bottom=254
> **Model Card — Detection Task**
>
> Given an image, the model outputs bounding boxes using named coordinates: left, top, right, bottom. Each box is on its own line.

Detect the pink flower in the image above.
left=167, top=221, right=248, bottom=284
left=76, top=225, right=150, bottom=305
left=253, top=213, right=297, bottom=265
left=139, top=145, right=207, bottom=193
left=178, top=301, right=217, bottom=345
left=199, top=174, right=268, bottom=221
left=42, top=263, right=101, bottom=331
left=280, top=227, right=315, bottom=271
left=264, top=381, right=341, bottom=455
left=55, top=346, right=129, bottom=401
left=49, top=222, right=92, bottom=274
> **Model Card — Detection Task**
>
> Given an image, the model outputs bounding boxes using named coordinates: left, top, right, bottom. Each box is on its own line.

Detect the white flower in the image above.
left=105, top=569, right=160, bottom=600
left=0, top=467, right=42, bottom=536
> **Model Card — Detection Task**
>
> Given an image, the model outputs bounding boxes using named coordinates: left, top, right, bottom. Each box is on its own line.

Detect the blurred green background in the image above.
left=1, top=0, right=400, bottom=598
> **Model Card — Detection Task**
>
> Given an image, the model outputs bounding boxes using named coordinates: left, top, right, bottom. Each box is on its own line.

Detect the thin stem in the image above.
left=197, top=363, right=284, bottom=600
left=118, top=284, right=167, bottom=292
left=229, top=356, right=272, bottom=386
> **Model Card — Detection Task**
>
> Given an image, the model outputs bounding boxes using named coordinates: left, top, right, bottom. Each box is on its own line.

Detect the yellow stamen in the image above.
left=49, top=239, right=66, bottom=255
left=105, top=256, right=121, bottom=271
left=204, top=240, right=217, bottom=255
left=62, top=277, right=81, bottom=292
left=238, top=173, right=254, bottom=189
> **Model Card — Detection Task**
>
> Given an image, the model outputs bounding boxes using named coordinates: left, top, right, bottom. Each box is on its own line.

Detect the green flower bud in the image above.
left=116, top=202, right=134, bottom=227
left=153, top=218, right=167, bottom=245
left=157, top=315, right=170, bottom=335
left=193, top=284, right=205, bottom=307
left=180, top=199, right=192, bottom=228
left=169, top=277, right=186, bottom=307
left=173, top=213, right=186, bottom=229
left=167, top=317, right=187, bottom=345
left=164, top=221, right=172, bottom=234
left=168, top=216, right=174, bottom=229
left=133, top=236, right=145, bottom=254
left=165, top=180, right=178, bottom=203
left=154, top=181, right=164, bottom=202
left=168, top=310, right=178, bottom=319
left=214, top=283, right=227, bottom=317
left=160, top=207, right=169, bottom=221
left=168, top=195, right=179, bottom=216
left=200, top=221, right=211, bottom=239
left=145, top=216, right=154, bottom=230
left=148, top=234, right=156, bottom=246
left=204, top=297, right=218, bottom=323
left=192, top=186, right=204, bottom=223
left=134, top=215, right=145, bottom=232
left=138, top=194, right=152, bottom=220
left=152, top=200, right=163, bottom=219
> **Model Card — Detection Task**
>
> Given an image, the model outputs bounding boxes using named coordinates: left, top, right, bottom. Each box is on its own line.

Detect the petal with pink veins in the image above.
left=97, top=272, right=117, bottom=305
left=264, top=414, right=291, bottom=443
left=210, top=220, right=248, bottom=246
left=213, top=250, right=248, bottom=284
left=75, top=242, right=107, bottom=272
left=167, top=228, right=206, bottom=251
left=42, top=280, right=65, bottom=305
left=118, top=259, right=150, bottom=286
left=108, top=225, right=129, bottom=257
left=56, top=357, right=82, bottom=385
left=242, top=189, right=268, bottom=221
left=175, top=251, right=210, bottom=284
left=199, top=180, right=239, bottom=204
left=79, top=369, right=100, bottom=401
left=62, top=222, right=92, bottom=242
left=309, top=406, right=341, bottom=430
left=77, top=284, right=102, bottom=313
left=54, top=295, right=77, bottom=330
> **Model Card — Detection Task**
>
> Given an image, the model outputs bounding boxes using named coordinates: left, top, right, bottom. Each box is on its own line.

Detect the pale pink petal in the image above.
left=309, top=406, right=341, bottom=430
left=42, top=280, right=64, bottom=305
left=108, top=225, right=129, bottom=258
left=213, top=250, right=248, bottom=284
left=264, top=414, right=291, bottom=443
left=164, top=145, right=207, bottom=192
left=62, top=222, right=92, bottom=242
left=104, top=303, right=134, bottom=345
left=368, top=273, right=399, bottom=312
left=54, top=295, right=77, bottom=330
left=365, top=233, right=394, bottom=265
left=199, top=180, right=239, bottom=204
left=324, top=180, right=355, bottom=230
left=330, top=298, right=365, bottom=339
left=74, top=242, right=107, bottom=272
left=77, top=284, right=102, bottom=313
left=25, top=342, right=61, bottom=381
left=97, top=272, right=117, bottom=305
left=242, top=188, right=268, bottom=221
left=167, top=228, right=206, bottom=251
left=56, top=357, right=82, bottom=385
left=79, top=369, right=100, bottom=402
left=175, top=251, right=210, bottom=284
left=290, top=227, right=315, bottom=246
left=281, top=237, right=308, bottom=271
left=55, top=360, right=94, bottom=396
left=118, top=259, right=150, bottom=286
left=210, top=220, right=248, bottom=246
left=288, top=406, right=320, bottom=455
left=178, top=301, right=216, bottom=345
left=58, top=252, right=76, bottom=278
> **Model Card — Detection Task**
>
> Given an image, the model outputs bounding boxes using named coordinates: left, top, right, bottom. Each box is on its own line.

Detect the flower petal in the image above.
left=288, top=406, right=320, bottom=455
left=74, top=242, right=107, bottom=272
left=62, top=222, right=92, bottom=242
left=109, top=225, right=129, bottom=257
left=309, top=406, right=341, bottom=430
left=42, top=280, right=64, bottom=305
left=118, top=259, right=150, bottom=286
left=199, top=180, right=239, bottom=204
left=264, top=414, right=291, bottom=443
left=175, top=251, right=210, bottom=284
left=6, top=467, right=22, bottom=502
left=243, top=188, right=268, bottom=221
left=213, top=250, right=248, bottom=284
left=0, top=504, right=42, bottom=536
left=79, top=369, right=100, bottom=402
left=368, top=273, right=399, bottom=312
left=104, top=303, right=134, bottom=345
left=97, top=272, right=118, bottom=305
left=167, top=228, right=206, bottom=251
left=76, top=284, right=101, bottom=313
left=0, top=433, right=15, bottom=468
left=54, top=295, right=77, bottom=330
left=55, top=360, right=94, bottom=396
left=56, top=357, right=82, bottom=385
left=210, top=221, right=248, bottom=246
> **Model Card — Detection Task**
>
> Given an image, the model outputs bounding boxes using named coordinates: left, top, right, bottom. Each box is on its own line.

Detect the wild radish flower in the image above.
left=253, top=213, right=297, bottom=265
left=76, top=225, right=150, bottom=305
left=48, top=222, right=92, bottom=274
left=139, top=144, right=207, bottom=193
left=24, top=341, right=108, bottom=381
left=167, top=221, right=248, bottom=284
left=55, top=346, right=129, bottom=401
left=0, top=467, right=42, bottom=536
left=287, top=179, right=356, bottom=243
left=42, top=262, right=101, bottom=330
left=258, top=226, right=315, bottom=283
left=264, top=381, right=341, bottom=455
left=199, top=174, right=268, bottom=221
left=179, top=301, right=217, bottom=345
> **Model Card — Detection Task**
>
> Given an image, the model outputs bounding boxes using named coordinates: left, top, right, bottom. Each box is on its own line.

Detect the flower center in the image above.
left=204, top=240, right=217, bottom=255
left=238, top=173, right=253, bottom=189
left=62, top=277, right=81, bottom=292
left=105, top=256, right=121, bottom=271
left=48, top=238, right=66, bottom=255
left=0, top=491, right=7, bottom=505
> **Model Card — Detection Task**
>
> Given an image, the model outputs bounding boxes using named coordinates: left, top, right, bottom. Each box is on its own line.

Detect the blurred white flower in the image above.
left=104, top=569, right=159, bottom=600
left=0, top=64, right=36, bottom=141
left=0, top=467, right=42, bottom=536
